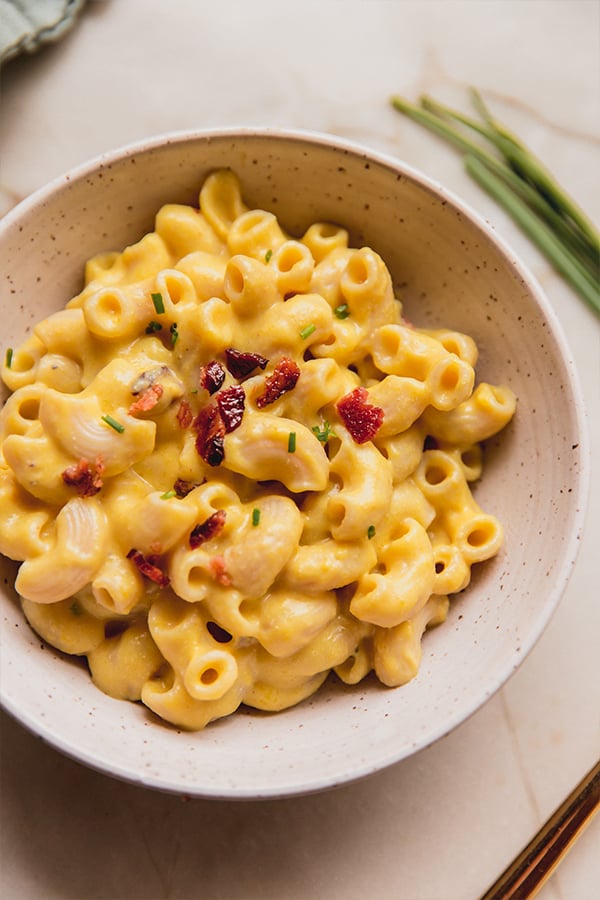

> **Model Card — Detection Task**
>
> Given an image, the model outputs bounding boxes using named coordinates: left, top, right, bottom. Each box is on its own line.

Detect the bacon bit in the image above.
left=216, top=384, right=245, bottom=432
left=174, top=478, right=199, bottom=498
left=104, top=620, right=129, bottom=640
left=193, top=384, right=245, bottom=466
left=128, top=382, right=164, bottom=415
left=256, top=356, right=301, bottom=408
left=199, top=360, right=226, bottom=394
left=189, top=509, right=226, bottom=548
left=225, top=347, right=269, bottom=380
left=206, top=621, right=232, bottom=643
left=336, top=387, right=384, bottom=444
left=176, top=398, right=193, bottom=429
left=62, top=456, right=105, bottom=497
left=208, top=555, right=232, bottom=586
left=194, top=403, right=226, bottom=466
left=127, top=548, right=170, bottom=586
left=283, top=292, right=297, bottom=301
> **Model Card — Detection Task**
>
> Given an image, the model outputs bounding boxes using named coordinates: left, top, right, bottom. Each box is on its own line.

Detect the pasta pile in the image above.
left=0, top=169, right=516, bottom=729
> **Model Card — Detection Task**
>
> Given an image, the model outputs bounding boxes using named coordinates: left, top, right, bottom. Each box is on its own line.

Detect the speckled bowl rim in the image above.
left=0, top=127, right=591, bottom=798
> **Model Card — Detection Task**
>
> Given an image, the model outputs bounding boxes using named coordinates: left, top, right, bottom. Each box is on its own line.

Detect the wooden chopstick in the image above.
left=481, top=758, right=600, bottom=899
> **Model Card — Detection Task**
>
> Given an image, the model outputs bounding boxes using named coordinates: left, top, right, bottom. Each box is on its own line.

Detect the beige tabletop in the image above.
left=1, top=2, right=599, bottom=898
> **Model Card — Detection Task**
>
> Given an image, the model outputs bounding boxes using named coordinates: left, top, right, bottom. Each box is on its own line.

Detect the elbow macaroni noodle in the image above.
left=0, top=169, right=516, bottom=730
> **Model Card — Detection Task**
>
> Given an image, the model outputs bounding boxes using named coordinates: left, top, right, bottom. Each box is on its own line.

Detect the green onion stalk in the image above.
left=390, top=89, right=599, bottom=316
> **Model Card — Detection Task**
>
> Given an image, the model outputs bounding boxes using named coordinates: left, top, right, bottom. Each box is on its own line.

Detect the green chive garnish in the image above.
left=70, top=601, right=82, bottom=616
left=151, top=291, right=165, bottom=314
left=312, top=420, right=336, bottom=443
left=145, top=320, right=163, bottom=334
left=287, top=432, right=297, bottom=453
left=265, top=249, right=273, bottom=263
left=390, top=88, right=600, bottom=316
left=252, top=508, right=261, bottom=526
left=160, top=490, right=176, bottom=500
left=5, top=347, right=13, bottom=368
left=170, top=322, right=179, bottom=347
left=367, top=524, right=376, bottom=540
left=334, top=303, right=350, bottom=319
left=300, top=323, right=316, bottom=340
left=465, top=155, right=600, bottom=311
left=101, top=414, right=125, bottom=433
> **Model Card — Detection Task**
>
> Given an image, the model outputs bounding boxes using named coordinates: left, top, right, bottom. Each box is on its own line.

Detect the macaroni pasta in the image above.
left=0, top=170, right=516, bottom=729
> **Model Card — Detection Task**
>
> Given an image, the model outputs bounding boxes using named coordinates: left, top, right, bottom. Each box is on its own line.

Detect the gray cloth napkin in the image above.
left=0, top=0, right=86, bottom=65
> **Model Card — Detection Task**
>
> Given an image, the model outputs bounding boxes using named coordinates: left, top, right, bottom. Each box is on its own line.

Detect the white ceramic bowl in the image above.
left=0, top=129, right=589, bottom=798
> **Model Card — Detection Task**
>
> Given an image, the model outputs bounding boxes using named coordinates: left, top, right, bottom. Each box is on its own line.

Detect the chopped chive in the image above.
left=170, top=322, right=179, bottom=347
left=70, top=601, right=82, bottom=616
left=265, top=249, right=273, bottom=263
left=252, top=507, right=261, bottom=527
left=334, top=303, right=350, bottom=319
left=151, top=291, right=165, bottom=314
left=287, top=432, right=297, bottom=453
left=5, top=347, right=13, bottom=368
left=101, top=414, right=125, bottom=433
left=145, top=320, right=163, bottom=334
left=160, top=489, right=176, bottom=500
left=299, top=323, right=316, bottom=340
left=312, top=420, right=336, bottom=443
left=367, top=524, right=376, bottom=540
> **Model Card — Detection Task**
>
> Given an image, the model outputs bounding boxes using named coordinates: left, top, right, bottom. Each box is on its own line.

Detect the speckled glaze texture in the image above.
left=0, top=129, right=589, bottom=799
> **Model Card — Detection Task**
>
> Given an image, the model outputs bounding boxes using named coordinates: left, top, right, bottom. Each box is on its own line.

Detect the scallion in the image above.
left=390, top=89, right=600, bottom=316
left=465, top=155, right=599, bottom=311
left=367, top=524, right=376, bottom=540
left=5, top=347, right=13, bottom=368
left=252, top=508, right=261, bottom=527
left=151, top=291, right=165, bottom=314
left=334, top=303, right=350, bottom=319
left=300, top=323, right=316, bottom=340
left=101, top=414, right=125, bottom=433
left=312, top=420, right=336, bottom=443
left=287, top=432, right=296, bottom=453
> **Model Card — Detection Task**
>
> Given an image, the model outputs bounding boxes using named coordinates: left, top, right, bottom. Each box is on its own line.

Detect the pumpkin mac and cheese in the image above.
left=0, top=169, right=516, bottom=729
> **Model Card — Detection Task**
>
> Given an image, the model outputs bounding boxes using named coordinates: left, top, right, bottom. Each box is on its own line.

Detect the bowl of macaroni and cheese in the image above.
left=0, top=129, right=588, bottom=797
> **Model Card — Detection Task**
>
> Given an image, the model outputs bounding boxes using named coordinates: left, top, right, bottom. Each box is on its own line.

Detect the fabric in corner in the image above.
left=0, top=0, right=87, bottom=65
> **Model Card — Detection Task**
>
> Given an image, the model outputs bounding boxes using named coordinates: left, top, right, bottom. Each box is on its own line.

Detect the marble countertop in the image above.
left=0, top=2, right=598, bottom=898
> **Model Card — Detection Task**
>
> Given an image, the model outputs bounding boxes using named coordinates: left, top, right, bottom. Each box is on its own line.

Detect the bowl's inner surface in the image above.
left=0, top=132, right=586, bottom=797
